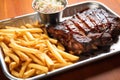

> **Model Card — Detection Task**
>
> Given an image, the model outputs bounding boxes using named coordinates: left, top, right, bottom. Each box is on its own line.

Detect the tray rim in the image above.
left=0, top=1, right=120, bottom=80
left=66, top=1, right=120, bottom=17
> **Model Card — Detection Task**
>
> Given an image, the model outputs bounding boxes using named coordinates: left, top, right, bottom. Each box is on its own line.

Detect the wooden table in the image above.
left=0, top=0, right=120, bottom=80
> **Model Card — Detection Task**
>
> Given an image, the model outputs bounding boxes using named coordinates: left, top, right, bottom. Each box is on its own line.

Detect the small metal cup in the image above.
left=32, top=0, right=68, bottom=25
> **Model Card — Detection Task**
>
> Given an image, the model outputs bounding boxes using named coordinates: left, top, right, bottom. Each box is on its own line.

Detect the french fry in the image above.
left=36, top=70, right=45, bottom=75
left=40, top=34, right=49, bottom=39
left=19, top=59, right=32, bottom=78
left=48, top=38, right=58, bottom=44
left=11, top=70, right=19, bottom=78
left=5, top=26, right=18, bottom=29
left=34, top=52, right=45, bottom=63
left=38, top=44, right=47, bottom=52
left=13, top=50, right=30, bottom=61
left=9, top=39, right=40, bottom=54
left=23, top=69, right=35, bottom=78
left=32, top=21, right=42, bottom=27
left=46, top=40, right=66, bottom=63
left=0, top=42, right=20, bottom=64
left=0, top=23, right=79, bottom=79
left=16, top=40, right=36, bottom=47
left=24, top=52, right=44, bottom=65
left=32, top=33, right=41, bottom=38
left=1, top=35, right=13, bottom=43
left=20, top=26, right=26, bottom=29
left=9, top=62, right=17, bottom=71
left=0, top=36, right=4, bottom=41
left=25, top=32, right=35, bottom=40
left=0, top=32, right=14, bottom=36
left=0, top=28, right=43, bottom=33
left=28, top=63, right=48, bottom=73
left=43, top=53, right=54, bottom=71
left=23, top=35, right=29, bottom=42
left=35, top=43, right=47, bottom=49
left=54, top=62, right=72, bottom=69
left=57, top=42, right=65, bottom=51
left=54, top=46, right=79, bottom=62
left=4, top=56, right=11, bottom=64
left=25, top=24, right=34, bottom=28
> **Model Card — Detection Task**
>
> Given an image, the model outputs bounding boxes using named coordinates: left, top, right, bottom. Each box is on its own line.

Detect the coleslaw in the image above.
left=34, top=0, right=64, bottom=13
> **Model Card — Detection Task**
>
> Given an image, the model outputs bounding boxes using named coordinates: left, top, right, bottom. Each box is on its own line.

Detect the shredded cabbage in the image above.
left=34, top=0, right=64, bottom=13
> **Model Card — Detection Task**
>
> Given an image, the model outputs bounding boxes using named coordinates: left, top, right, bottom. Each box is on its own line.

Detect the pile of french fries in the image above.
left=0, top=22, right=79, bottom=78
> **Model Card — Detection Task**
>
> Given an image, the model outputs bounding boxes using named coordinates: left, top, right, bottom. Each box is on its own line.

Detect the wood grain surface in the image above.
left=0, top=0, right=120, bottom=80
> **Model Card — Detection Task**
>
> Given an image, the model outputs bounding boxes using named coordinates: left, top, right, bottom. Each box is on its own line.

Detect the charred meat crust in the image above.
left=47, top=8, right=120, bottom=55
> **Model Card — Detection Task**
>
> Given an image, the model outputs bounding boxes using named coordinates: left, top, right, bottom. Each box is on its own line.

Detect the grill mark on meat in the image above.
left=69, top=19, right=86, bottom=36
left=63, top=20, right=85, bottom=36
left=55, top=24, right=69, bottom=33
left=76, top=13, right=91, bottom=30
left=100, top=9, right=114, bottom=18
left=85, top=10, right=102, bottom=30
left=76, top=13, right=92, bottom=30
left=67, top=19, right=85, bottom=36
left=70, top=18, right=86, bottom=34
left=62, top=20, right=72, bottom=32
left=99, top=9, right=116, bottom=33
left=86, top=15, right=99, bottom=31
left=70, top=18, right=86, bottom=36
left=92, top=9, right=109, bottom=31
left=94, top=9, right=108, bottom=24
left=73, top=15, right=91, bottom=33
left=100, top=9, right=114, bottom=23
left=91, top=10, right=104, bottom=31
left=82, top=11, right=97, bottom=29
left=87, top=13, right=101, bottom=32
left=78, top=13, right=95, bottom=30
left=82, top=10, right=100, bottom=32
left=92, top=9, right=106, bottom=21
left=84, top=9, right=108, bottom=32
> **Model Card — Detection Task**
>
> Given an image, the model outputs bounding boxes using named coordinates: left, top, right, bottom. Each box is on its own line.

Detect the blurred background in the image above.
left=0, top=0, right=120, bottom=20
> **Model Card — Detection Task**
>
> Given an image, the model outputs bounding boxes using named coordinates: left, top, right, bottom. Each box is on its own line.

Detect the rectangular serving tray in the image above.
left=0, top=1, right=120, bottom=80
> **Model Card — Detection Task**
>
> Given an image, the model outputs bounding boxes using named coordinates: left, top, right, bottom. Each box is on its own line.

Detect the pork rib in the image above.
left=47, top=8, right=120, bottom=54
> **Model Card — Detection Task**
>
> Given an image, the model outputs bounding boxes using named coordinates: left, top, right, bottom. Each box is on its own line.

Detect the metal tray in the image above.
left=0, top=1, right=120, bottom=80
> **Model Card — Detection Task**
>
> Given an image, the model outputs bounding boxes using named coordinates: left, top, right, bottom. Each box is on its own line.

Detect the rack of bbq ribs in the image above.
left=47, top=8, right=120, bottom=55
